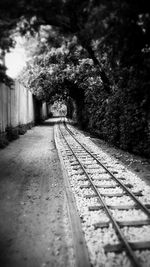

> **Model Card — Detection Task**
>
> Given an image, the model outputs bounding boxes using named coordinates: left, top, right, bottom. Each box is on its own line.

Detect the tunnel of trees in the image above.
left=0, top=0, right=150, bottom=156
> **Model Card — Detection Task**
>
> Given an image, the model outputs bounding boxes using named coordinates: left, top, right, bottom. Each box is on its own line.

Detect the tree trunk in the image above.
left=82, top=43, right=111, bottom=93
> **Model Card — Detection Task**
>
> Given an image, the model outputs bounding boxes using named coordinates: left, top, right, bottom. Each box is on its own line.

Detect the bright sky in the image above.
left=5, top=37, right=27, bottom=78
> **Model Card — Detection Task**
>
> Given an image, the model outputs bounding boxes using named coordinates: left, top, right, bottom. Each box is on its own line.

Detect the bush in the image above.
left=0, top=133, right=9, bottom=148
left=6, top=126, right=19, bottom=141
left=80, top=73, right=150, bottom=157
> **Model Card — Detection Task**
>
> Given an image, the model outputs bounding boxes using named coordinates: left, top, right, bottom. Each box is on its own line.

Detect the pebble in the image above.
left=56, top=124, right=150, bottom=267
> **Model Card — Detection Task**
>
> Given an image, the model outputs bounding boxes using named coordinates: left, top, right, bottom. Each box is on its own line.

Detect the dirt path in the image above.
left=0, top=120, right=74, bottom=267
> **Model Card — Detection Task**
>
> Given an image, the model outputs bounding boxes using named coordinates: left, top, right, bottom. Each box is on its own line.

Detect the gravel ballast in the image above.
left=55, top=123, right=150, bottom=267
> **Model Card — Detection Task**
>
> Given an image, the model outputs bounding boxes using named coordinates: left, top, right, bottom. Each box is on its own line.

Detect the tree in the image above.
left=1, top=0, right=150, bottom=91
left=2, top=0, right=150, bottom=156
left=19, top=30, right=104, bottom=121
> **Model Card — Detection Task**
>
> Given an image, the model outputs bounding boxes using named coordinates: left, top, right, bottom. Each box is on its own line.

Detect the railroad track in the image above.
left=55, top=121, right=150, bottom=267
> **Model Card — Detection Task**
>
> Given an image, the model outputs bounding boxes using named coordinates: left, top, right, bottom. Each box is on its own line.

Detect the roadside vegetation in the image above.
left=0, top=0, right=150, bottom=156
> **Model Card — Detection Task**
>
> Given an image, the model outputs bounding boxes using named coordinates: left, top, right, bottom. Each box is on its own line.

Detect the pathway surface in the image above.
left=1, top=118, right=150, bottom=267
left=0, top=119, right=74, bottom=267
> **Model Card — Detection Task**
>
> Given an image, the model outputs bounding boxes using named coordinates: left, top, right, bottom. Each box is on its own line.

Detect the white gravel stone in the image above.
left=111, top=209, right=148, bottom=221
left=98, top=187, right=124, bottom=194
left=122, top=225, right=150, bottom=242
left=56, top=124, right=150, bottom=267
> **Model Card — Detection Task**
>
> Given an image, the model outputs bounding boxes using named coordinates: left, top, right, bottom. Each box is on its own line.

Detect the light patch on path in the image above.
left=0, top=120, right=74, bottom=267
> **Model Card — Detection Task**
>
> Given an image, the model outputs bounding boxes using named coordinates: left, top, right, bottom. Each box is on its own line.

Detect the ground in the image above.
left=91, top=137, right=150, bottom=187
left=0, top=120, right=74, bottom=267
left=0, top=119, right=150, bottom=267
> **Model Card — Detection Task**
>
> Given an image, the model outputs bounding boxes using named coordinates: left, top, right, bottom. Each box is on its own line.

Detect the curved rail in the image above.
left=58, top=123, right=143, bottom=267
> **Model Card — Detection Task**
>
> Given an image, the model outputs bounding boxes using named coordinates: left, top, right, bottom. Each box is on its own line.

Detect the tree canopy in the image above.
left=1, top=0, right=150, bottom=156
left=1, top=0, right=150, bottom=89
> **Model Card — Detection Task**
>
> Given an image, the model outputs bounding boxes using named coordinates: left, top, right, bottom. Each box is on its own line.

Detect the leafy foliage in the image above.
left=1, top=0, right=150, bottom=156
left=0, top=64, right=13, bottom=86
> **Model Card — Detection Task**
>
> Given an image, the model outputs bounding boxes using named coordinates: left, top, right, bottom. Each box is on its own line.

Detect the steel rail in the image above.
left=65, top=123, right=150, bottom=218
left=58, top=124, right=142, bottom=267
